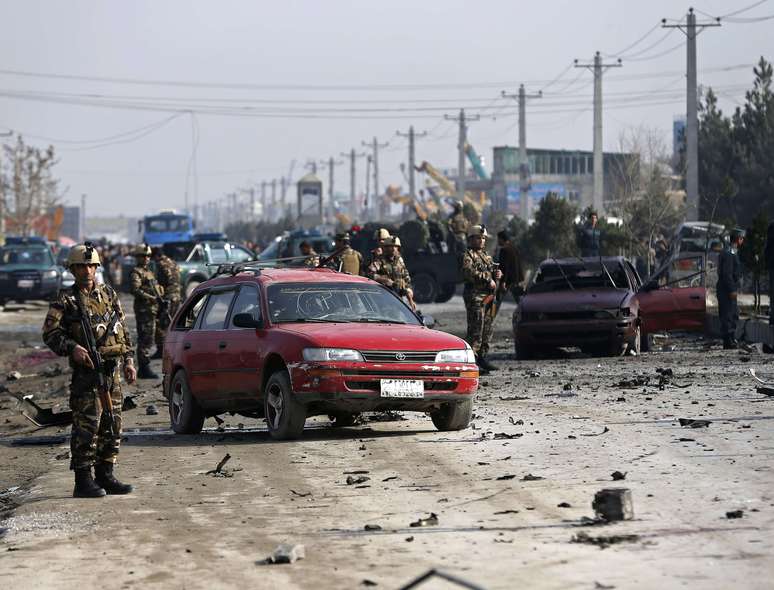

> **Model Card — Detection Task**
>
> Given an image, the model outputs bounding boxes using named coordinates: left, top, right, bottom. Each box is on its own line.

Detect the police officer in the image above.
left=448, top=201, right=470, bottom=254
left=327, top=232, right=363, bottom=275
left=130, top=244, right=164, bottom=378
left=151, top=247, right=181, bottom=359
left=42, top=243, right=136, bottom=498
left=462, top=225, right=502, bottom=372
left=368, top=236, right=416, bottom=310
left=718, top=229, right=745, bottom=349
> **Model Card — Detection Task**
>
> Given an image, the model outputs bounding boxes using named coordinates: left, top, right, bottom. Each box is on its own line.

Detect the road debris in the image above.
left=593, top=488, right=634, bottom=522
left=364, top=524, right=382, bottom=531
left=289, top=489, right=311, bottom=497
left=678, top=418, right=710, bottom=428
left=508, top=417, right=524, bottom=425
left=11, top=394, right=72, bottom=427
left=122, top=396, right=138, bottom=411
left=496, top=474, right=516, bottom=480
left=726, top=509, right=744, bottom=519
left=205, top=453, right=233, bottom=477
left=346, top=475, right=370, bottom=485
left=398, top=568, right=486, bottom=590
left=409, top=513, right=439, bottom=527
left=6, top=371, right=21, bottom=381
left=522, top=474, right=544, bottom=481
left=256, top=543, right=306, bottom=565
left=571, top=531, right=640, bottom=549
left=611, top=471, right=627, bottom=481
left=580, top=427, right=609, bottom=437
left=499, top=395, right=529, bottom=401
left=557, top=502, right=572, bottom=508
left=493, top=432, right=523, bottom=440
left=145, top=404, right=159, bottom=415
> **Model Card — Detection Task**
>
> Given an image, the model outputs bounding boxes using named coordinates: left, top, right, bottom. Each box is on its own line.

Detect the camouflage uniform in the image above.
left=368, top=252, right=412, bottom=297
left=301, top=249, right=320, bottom=268
left=449, top=210, right=470, bottom=252
left=462, top=248, right=496, bottom=357
left=130, top=263, right=164, bottom=367
left=42, top=284, right=133, bottom=470
left=154, top=254, right=181, bottom=350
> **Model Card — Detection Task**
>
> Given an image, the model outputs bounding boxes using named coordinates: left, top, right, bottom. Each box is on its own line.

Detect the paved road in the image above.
left=1, top=295, right=773, bottom=589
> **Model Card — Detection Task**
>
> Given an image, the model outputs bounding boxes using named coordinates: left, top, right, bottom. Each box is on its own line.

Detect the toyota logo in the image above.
left=395, top=352, right=406, bottom=361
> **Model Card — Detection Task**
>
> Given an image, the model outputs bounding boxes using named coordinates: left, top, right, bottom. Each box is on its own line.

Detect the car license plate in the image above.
left=380, top=379, right=424, bottom=398
left=17, top=280, right=34, bottom=289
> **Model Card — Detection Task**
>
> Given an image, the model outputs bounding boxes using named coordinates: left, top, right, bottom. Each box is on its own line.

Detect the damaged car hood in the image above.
left=520, top=289, right=632, bottom=313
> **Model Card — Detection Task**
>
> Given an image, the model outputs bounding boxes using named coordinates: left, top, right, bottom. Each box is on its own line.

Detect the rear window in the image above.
left=530, top=262, right=630, bottom=293
left=0, top=246, right=54, bottom=266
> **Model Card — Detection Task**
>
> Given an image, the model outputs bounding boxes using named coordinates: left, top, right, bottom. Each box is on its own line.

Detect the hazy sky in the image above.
left=0, top=0, right=771, bottom=217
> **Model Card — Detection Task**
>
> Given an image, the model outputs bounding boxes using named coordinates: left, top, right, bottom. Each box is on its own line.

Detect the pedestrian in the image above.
left=298, top=241, right=319, bottom=267
left=42, top=242, right=136, bottom=498
left=129, top=244, right=164, bottom=378
left=461, top=225, right=502, bottom=372
left=326, top=233, right=363, bottom=275
left=579, top=210, right=601, bottom=257
left=496, top=230, right=525, bottom=303
left=718, top=229, right=745, bottom=350
left=151, top=246, right=181, bottom=358
left=448, top=201, right=470, bottom=255
left=368, top=236, right=416, bottom=310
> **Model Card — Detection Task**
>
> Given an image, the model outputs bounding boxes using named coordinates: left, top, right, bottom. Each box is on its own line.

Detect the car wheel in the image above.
left=328, top=412, right=359, bottom=428
left=435, top=283, right=456, bottom=303
left=412, top=272, right=439, bottom=304
left=430, top=398, right=472, bottom=431
left=185, top=280, right=202, bottom=299
left=626, top=325, right=642, bottom=356
left=169, top=370, right=204, bottom=434
left=264, top=370, right=306, bottom=440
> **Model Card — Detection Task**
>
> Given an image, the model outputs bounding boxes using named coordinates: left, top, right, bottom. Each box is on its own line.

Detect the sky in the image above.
left=0, top=0, right=771, bottom=217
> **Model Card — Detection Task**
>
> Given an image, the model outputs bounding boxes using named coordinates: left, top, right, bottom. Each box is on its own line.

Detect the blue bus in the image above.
left=140, top=210, right=195, bottom=246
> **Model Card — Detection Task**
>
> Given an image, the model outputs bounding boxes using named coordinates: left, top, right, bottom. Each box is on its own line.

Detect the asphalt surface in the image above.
left=1, top=294, right=773, bottom=589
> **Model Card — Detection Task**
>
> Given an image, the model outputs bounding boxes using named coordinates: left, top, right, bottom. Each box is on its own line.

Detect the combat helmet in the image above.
left=66, top=242, right=101, bottom=267
left=133, top=243, right=152, bottom=257
left=382, top=236, right=402, bottom=248
left=374, top=228, right=391, bottom=243
left=467, top=225, right=488, bottom=239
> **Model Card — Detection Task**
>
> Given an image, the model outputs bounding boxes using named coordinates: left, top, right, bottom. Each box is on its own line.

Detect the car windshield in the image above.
left=146, top=216, right=190, bottom=232
left=208, top=245, right=228, bottom=263
left=266, top=282, right=420, bottom=325
left=529, top=262, right=629, bottom=293
left=0, top=246, right=54, bottom=266
left=258, top=238, right=281, bottom=261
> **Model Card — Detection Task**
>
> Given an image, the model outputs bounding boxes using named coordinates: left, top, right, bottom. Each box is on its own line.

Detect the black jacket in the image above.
left=497, top=243, right=524, bottom=289
left=579, top=224, right=601, bottom=257
left=717, top=248, right=742, bottom=294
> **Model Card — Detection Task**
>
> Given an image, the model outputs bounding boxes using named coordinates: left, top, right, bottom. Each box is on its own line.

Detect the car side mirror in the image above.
left=421, top=314, right=435, bottom=329
left=232, top=313, right=262, bottom=329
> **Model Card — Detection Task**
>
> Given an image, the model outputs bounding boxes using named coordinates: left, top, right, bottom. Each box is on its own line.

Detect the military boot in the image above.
left=138, top=363, right=159, bottom=379
left=95, top=463, right=133, bottom=495
left=73, top=468, right=106, bottom=498
left=477, top=355, right=498, bottom=372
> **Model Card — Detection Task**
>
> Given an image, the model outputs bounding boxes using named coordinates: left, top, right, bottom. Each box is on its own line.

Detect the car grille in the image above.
left=345, top=380, right=459, bottom=392
left=342, top=369, right=460, bottom=378
left=360, top=350, right=437, bottom=363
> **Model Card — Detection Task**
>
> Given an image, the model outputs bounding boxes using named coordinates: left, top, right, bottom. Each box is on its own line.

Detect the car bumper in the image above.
left=516, top=317, right=636, bottom=349
left=288, top=361, right=479, bottom=413
left=0, top=281, right=59, bottom=301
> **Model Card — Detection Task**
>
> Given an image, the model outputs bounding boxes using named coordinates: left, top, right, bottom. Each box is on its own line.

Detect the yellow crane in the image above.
left=415, top=161, right=488, bottom=213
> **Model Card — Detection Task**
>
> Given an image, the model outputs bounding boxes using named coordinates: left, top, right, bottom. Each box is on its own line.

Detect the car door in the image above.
left=636, top=253, right=706, bottom=334
left=217, top=283, right=265, bottom=399
left=187, top=288, right=237, bottom=404
left=177, top=292, right=212, bottom=399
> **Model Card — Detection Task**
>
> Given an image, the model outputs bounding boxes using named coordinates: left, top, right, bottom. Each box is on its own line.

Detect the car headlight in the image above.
left=435, top=349, right=476, bottom=363
left=302, top=348, right=364, bottom=362
left=42, top=269, right=58, bottom=280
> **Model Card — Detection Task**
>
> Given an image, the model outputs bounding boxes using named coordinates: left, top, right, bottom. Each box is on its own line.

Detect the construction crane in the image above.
left=415, top=161, right=488, bottom=213
left=464, top=143, right=489, bottom=180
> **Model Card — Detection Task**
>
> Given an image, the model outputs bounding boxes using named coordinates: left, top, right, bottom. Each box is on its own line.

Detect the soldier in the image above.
left=368, top=236, right=416, bottom=310
left=298, top=241, right=320, bottom=268
left=718, top=229, right=745, bottom=350
left=368, top=228, right=390, bottom=264
left=327, top=232, right=363, bottom=275
left=130, top=244, right=164, bottom=379
left=448, top=201, right=470, bottom=254
left=42, top=243, right=136, bottom=498
left=462, top=225, right=502, bottom=372
left=496, top=230, right=525, bottom=303
left=150, top=247, right=181, bottom=359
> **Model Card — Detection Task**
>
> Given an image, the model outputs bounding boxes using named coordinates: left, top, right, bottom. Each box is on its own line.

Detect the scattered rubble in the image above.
left=256, top=543, right=306, bottom=565
left=409, top=513, right=439, bottom=527
left=6, top=371, right=21, bottom=381
left=593, top=488, right=634, bottom=522
left=571, top=531, right=640, bottom=549
left=205, top=453, right=234, bottom=477
left=611, top=471, right=627, bottom=481
left=678, top=418, right=710, bottom=428
left=364, top=524, right=382, bottom=531
left=726, top=509, right=744, bottom=519
left=145, top=404, right=159, bottom=416
left=522, top=474, right=544, bottom=481
left=346, top=475, right=370, bottom=485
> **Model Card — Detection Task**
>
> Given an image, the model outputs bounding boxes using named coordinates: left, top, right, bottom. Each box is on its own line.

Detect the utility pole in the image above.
left=396, top=126, right=427, bottom=201
left=319, top=156, right=344, bottom=223
left=444, top=109, right=480, bottom=202
left=663, top=8, right=720, bottom=221
left=575, top=52, right=622, bottom=214
left=362, top=137, right=389, bottom=218
left=364, top=155, right=372, bottom=216
left=280, top=177, right=289, bottom=218
left=260, top=181, right=267, bottom=220
left=249, top=187, right=256, bottom=223
left=305, top=160, right=318, bottom=174
left=502, top=85, right=542, bottom=220
left=341, top=148, right=367, bottom=221
left=271, top=179, right=277, bottom=222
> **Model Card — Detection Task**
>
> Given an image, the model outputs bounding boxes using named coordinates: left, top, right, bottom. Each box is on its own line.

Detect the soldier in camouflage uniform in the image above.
left=326, top=233, right=363, bottom=275
left=461, top=225, right=502, bottom=372
left=298, top=241, right=320, bottom=268
left=368, top=236, right=416, bottom=310
left=130, top=244, right=164, bottom=379
left=42, top=243, right=136, bottom=498
left=448, top=201, right=470, bottom=254
left=151, top=247, right=181, bottom=358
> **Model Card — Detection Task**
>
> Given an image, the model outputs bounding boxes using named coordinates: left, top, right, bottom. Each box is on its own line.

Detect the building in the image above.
left=491, top=146, right=639, bottom=218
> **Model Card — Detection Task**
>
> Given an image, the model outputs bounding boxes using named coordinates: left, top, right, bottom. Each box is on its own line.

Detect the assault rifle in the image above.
left=73, top=289, right=120, bottom=438
left=482, top=262, right=501, bottom=318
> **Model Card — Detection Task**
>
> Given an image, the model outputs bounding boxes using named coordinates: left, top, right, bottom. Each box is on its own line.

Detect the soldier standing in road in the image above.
left=448, top=201, right=470, bottom=254
left=42, top=243, right=136, bottom=498
left=327, top=233, right=363, bottom=275
left=368, top=236, right=416, bottom=310
left=130, top=244, right=164, bottom=378
left=718, top=229, right=745, bottom=350
left=151, top=247, right=181, bottom=359
left=462, top=225, right=502, bottom=372
left=496, top=230, right=525, bottom=303
left=367, top=228, right=391, bottom=267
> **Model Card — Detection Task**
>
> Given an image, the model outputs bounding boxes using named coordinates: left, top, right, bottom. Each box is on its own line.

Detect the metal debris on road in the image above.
left=593, top=488, right=634, bottom=522
left=611, top=471, right=627, bottom=481
left=364, top=524, right=382, bottom=531
left=409, top=513, right=439, bottom=527
left=145, top=404, right=159, bottom=415
left=557, top=502, right=572, bottom=508
left=398, top=568, right=486, bottom=590
left=496, top=474, right=516, bottom=480
left=571, top=531, right=640, bottom=549
left=678, top=418, right=710, bottom=428
left=522, top=474, right=544, bottom=481
left=289, top=489, right=311, bottom=497
left=346, top=475, right=370, bottom=485
left=499, top=395, right=529, bottom=401
left=122, top=396, right=138, bottom=411
left=205, top=453, right=232, bottom=477
left=10, top=393, right=72, bottom=427
left=580, top=426, right=609, bottom=437
left=726, top=509, right=744, bottom=519
left=256, top=543, right=306, bottom=565
left=6, top=371, right=21, bottom=381
left=493, top=432, right=523, bottom=440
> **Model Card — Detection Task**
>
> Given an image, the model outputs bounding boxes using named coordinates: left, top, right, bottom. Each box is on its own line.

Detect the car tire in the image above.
left=412, top=272, right=439, bottom=304
left=430, top=398, right=472, bottom=431
left=329, top=412, right=359, bottom=428
left=264, top=370, right=306, bottom=440
left=435, top=283, right=457, bottom=303
left=169, top=370, right=205, bottom=434
left=185, top=280, right=202, bottom=299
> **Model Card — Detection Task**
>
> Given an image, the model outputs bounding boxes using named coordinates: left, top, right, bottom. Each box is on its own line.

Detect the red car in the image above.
left=162, top=266, right=478, bottom=439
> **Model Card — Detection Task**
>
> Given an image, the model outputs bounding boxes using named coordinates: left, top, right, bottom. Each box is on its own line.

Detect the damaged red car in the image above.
left=513, top=254, right=708, bottom=359
left=162, top=266, right=478, bottom=439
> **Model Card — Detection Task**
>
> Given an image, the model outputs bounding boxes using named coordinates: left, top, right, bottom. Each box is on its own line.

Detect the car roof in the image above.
left=199, top=267, right=372, bottom=290
left=540, top=256, right=627, bottom=266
